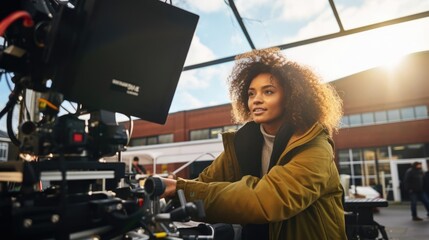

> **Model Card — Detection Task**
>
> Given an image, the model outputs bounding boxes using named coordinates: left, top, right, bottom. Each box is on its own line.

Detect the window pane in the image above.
left=338, top=149, right=350, bottom=163
left=375, top=111, right=387, bottom=123
left=352, top=163, right=362, bottom=175
left=352, top=149, right=362, bottom=162
left=130, top=138, right=146, bottom=146
left=367, top=176, right=378, bottom=186
left=349, top=114, right=362, bottom=126
left=387, top=109, right=400, bottom=122
left=415, top=105, right=428, bottom=119
left=147, top=136, right=158, bottom=145
left=360, top=148, right=390, bottom=176
left=376, top=147, right=389, bottom=160
left=190, top=129, right=209, bottom=141
left=339, top=163, right=351, bottom=175
left=392, top=143, right=426, bottom=159
left=426, top=143, right=429, bottom=158
left=341, top=116, right=349, bottom=128
left=363, top=148, right=375, bottom=160
left=352, top=177, right=362, bottom=186
left=223, top=125, right=239, bottom=132
left=400, top=107, right=415, bottom=120
left=0, top=143, right=6, bottom=161
left=378, top=162, right=391, bottom=175
left=158, top=134, right=173, bottom=144
left=365, top=161, right=376, bottom=176
left=362, top=112, right=374, bottom=125
left=210, top=127, right=222, bottom=139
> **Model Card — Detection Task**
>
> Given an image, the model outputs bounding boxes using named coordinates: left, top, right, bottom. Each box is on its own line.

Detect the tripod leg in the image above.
left=373, top=221, right=389, bottom=240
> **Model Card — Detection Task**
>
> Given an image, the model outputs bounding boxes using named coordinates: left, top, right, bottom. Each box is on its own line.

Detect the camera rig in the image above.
left=0, top=0, right=206, bottom=239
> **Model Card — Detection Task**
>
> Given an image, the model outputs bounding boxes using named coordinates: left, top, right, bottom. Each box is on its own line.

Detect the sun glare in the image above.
left=381, top=52, right=406, bottom=72
left=360, top=22, right=425, bottom=73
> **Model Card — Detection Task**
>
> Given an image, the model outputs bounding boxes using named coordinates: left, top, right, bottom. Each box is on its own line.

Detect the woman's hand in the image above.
left=161, top=177, right=177, bottom=198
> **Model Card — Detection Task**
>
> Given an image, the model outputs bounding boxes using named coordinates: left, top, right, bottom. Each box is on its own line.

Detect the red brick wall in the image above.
left=333, top=119, right=429, bottom=149
left=129, top=103, right=234, bottom=141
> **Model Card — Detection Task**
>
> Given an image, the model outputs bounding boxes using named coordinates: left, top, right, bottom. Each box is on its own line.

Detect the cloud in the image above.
left=177, top=71, right=210, bottom=90
left=230, top=32, right=246, bottom=46
left=176, top=0, right=224, bottom=13
left=277, top=0, right=327, bottom=21
left=235, top=0, right=272, bottom=14
left=170, top=61, right=233, bottom=113
left=178, top=61, right=231, bottom=90
left=284, top=7, right=339, bottom=42
left=175, top=91, right=205, bottom=110
left=184, top=35, right=216, bottom=66
left=338, top=0, right=429, bottom=28
left=235, top=0, right=327, bottom=22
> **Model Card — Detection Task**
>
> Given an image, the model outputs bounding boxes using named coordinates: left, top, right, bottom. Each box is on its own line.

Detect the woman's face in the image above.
left=247, top=73, right=286, bottom=135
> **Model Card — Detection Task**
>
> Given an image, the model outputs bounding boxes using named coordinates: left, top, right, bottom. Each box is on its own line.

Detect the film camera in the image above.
left=0, top=0, right=211, bottom=239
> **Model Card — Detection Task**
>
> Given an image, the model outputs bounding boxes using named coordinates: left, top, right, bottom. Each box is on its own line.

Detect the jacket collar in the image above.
left=234, top=121, right=263, bottom=177
left=233, top=122, right=294, bottom=177
left=232, top=122, right=329, bottom=177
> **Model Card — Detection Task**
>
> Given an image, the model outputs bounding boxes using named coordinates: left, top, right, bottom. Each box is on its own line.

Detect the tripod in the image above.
left=344, top=198, right=389, bottom=240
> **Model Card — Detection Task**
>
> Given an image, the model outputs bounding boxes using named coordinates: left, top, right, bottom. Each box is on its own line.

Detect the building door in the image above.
left=390, top=159, right=427, bottom=202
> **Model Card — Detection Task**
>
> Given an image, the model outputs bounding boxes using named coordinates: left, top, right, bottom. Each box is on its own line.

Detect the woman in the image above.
left=162, top=48, right=346, bottom=239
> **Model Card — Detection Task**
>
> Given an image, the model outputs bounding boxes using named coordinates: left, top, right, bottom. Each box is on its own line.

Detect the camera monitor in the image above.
left=48, top=0, right=199, bottom=124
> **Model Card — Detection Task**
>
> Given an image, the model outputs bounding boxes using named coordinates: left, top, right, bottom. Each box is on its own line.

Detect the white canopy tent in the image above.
left=104, top=137, right=223, bottom=174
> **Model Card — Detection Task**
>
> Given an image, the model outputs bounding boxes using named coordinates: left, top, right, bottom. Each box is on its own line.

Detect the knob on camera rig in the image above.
left=135, top=176, right=212, bottom=240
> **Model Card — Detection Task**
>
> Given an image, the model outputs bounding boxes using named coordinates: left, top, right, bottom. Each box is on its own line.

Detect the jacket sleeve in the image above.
left=176, top=136, right=336, bottom=224
left=196, top=133, right=241, bottom=183
left=196, top=151, right=240, bottom=183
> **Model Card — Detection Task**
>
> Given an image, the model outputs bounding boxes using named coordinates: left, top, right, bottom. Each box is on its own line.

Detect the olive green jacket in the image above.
left=176, top=122, right=346, bottom=239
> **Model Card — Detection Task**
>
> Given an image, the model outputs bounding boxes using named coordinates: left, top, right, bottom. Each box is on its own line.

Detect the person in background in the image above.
left=161, top=48, right=346, bottom=239
left=403, top=161, right=429, bottom=221
left=131, top=156, right=146, bottom=174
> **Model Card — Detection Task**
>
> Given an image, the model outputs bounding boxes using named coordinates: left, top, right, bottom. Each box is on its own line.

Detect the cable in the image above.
left=6, top=105, right=20, bottom=146
left=0, top=85, right=22, bottom=124
left=0, top=11, right=34, bottom=36
left=0, top=84, right=23, bottom=150
left=39, top=97, right=59, bottom=112
left=4, top=72, right=13, bottom=92
left=126, top=115, right=133, bottom=146
left=19, top=89, right=32, bottom=123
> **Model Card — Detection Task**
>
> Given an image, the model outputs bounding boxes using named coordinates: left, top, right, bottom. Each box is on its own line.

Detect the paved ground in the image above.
left=373, top=202, right=429, bottom=240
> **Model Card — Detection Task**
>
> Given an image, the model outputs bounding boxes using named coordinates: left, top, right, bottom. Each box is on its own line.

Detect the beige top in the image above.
left=260, top=125, right=275, bottom=175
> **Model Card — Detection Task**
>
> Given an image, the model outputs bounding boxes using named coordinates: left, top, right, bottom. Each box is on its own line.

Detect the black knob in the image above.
left=144, top=176, right=165, bottom=197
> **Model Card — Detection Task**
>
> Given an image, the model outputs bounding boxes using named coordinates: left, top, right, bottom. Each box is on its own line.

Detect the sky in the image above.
left=169, top=0, right=429, bottom=113
left=1, top=0, right=429, bottom=132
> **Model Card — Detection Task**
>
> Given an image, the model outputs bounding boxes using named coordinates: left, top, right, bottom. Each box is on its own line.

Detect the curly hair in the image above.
left=228, top=48, right=343, bottom=135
